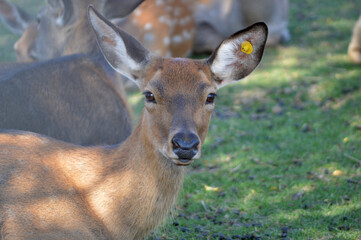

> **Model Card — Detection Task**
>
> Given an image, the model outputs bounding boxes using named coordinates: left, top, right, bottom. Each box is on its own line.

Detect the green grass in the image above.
left=1, top=0, right=361, bottom=239
left=144, top=0, right=361, bottom=239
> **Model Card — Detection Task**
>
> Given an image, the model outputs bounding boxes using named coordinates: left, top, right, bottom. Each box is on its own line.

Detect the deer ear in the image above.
left=88, top=6, right=151, bottom=85
left=0, top=0, right=32, bottom=34
left=47, top=0, right=73, bottom=26
left=207, top=22, right=268, bottom=89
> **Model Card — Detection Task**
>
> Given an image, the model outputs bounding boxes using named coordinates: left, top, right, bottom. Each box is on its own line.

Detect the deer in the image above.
left=10, top=0, right=195, bottom=62
left=114, top=0, right=195, bottom=57
left=0, top=6, right=268, bottom=240
left=348, top=14, right=361, bottom=64
left=0, top=53, right=133, bottom=146
left=193, top=0, right=289, bottom=53
left=11, top=0, right=195, bottom=91
left=0, top=1, right=147, bottom=146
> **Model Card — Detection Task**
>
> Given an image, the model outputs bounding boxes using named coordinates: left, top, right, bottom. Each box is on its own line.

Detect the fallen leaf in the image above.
left=332, top=170, right=343, bottom=176
left=204, top=185, right=219, bottom=192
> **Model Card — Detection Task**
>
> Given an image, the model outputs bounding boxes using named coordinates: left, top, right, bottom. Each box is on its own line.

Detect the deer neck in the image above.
left=81, top=112, right=186, bottom=239
left=63, top=17, right=100, bottom=57
left=64, top=18, right=127, bottom=96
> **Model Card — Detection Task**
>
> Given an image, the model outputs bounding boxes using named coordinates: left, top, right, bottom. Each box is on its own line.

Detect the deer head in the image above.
left=14, top=0, right=144, bottom=61
left=89, top=6, right=268, bottom=165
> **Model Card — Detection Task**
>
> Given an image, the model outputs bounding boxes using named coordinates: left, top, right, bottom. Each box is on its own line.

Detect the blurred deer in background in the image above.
left=115, top=0, right=195, bottom=57
left=348, top=15, right=361, bottom=64
left=0, top=0, right=32, bottom=34
left=0, top=7, right=268, bottom=240
left=0, top=53, right=133, bottom=146
left=0, top=0, right=146, bottom=146
left=194, top=0, right=290, bottom=53
left=4, top=0, right=195, bottom=62
left=13, top=21, right=38, bottom=62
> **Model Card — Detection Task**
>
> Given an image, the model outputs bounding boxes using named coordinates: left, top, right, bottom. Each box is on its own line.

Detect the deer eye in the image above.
left=143, top=91, right=156, bottom=103
left=206, top=93, right=217, bottom=104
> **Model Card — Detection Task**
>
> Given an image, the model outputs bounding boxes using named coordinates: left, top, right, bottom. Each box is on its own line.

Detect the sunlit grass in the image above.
left=147, top=0, right=361, bottom=238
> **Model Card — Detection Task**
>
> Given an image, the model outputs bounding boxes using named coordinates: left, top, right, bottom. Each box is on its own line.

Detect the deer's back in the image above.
left=0, top=62, right=33, bottom=79
left=0, top=54, right=132, bottom=146
left=0, top=130, right=112, bottom=239
left=121, top=0, right=195, bottom=57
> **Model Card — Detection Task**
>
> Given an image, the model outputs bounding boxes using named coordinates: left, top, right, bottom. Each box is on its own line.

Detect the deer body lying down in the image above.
left=0, top=7, right=267, bottom=240
left=0, top=54, right=132, bottom=146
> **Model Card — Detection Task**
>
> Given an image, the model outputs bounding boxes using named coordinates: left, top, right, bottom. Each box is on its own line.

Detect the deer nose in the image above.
left=172, top=133, right=200, bottom=160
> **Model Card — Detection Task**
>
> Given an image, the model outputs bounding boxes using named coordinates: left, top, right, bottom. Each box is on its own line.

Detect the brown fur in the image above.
left=14, top=22, right=38, bottom=62
left=121, top=0, right=195, bottom=57
left=0, top=54, right=132, bottom=146
left=0, top=8, right=267, bottom=239
left=0, top=58, right=213, bottom=239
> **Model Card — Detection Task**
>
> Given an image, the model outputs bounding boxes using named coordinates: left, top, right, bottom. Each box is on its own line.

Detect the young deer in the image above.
left=348, top=14, right=361, bottom=64
left=0, top=7, right=267, bottom=240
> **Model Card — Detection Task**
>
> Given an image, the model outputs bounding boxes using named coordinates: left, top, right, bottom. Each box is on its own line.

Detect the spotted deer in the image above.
left=11, top=0, right=195, bottom=62
left=0, top=6, right=267, bottom=240
left=194, top=0, right=289, bottom=53
left=117, top=0, right=195, bottom=57
left=348, top=14, right=361, bottom=64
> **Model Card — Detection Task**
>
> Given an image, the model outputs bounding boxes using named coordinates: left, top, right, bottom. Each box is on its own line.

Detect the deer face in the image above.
left=138, top=58, right=216, bottom=165
left=23, top=1, right=74, bottom=61
left=88, top=6, right=268, bottom=166
left=14, top=21, right=38, bottom=62
left=13, top=0, right=145, bottom=62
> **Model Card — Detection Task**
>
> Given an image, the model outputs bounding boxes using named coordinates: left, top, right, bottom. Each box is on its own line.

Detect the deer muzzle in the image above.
left=171, top=132, right=200, bottom=165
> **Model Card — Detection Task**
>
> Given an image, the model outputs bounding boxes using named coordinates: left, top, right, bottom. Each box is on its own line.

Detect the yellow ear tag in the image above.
left=241, top=41, right=253, bottom=54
